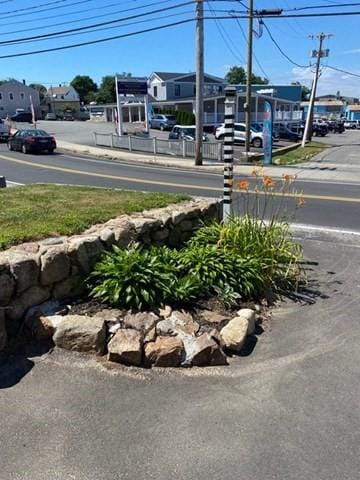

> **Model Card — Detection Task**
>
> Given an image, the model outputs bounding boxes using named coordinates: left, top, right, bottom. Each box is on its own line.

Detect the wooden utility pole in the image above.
left=195, top=0, right=204, bottom=166
left=244, top=0, right=254, bottom=156
left=302, top=33, right=332, bottom=147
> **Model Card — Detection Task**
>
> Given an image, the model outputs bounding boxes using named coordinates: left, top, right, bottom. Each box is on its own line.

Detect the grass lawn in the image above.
left=0, top=184, right=189, bottom=250
left=272, top=141, right=328, bottom=165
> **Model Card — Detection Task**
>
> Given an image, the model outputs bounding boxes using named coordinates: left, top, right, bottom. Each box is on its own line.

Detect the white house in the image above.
left=45, top=85, right=80, bottom=113
left=0, top=80, right=40, bottom=118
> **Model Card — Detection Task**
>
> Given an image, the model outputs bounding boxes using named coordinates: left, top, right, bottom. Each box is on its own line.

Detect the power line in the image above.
left=327, top=65, right=360, bottom=78
left=0, top=0, right=95, bottom=19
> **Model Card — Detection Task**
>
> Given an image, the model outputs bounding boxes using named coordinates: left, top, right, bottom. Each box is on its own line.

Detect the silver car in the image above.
left=149, top=114, right=177, bottom=131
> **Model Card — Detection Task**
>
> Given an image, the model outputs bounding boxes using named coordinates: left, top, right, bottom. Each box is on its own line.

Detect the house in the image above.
left=345, top=105, right=360, bottom=121
left=0, top=80, right=40, bottom=118
left=45, top=85, right=80, bottom=114
left=300, top=99, right=345, bottom=119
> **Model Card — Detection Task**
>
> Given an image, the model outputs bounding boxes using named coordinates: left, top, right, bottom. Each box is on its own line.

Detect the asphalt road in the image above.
left=1, top=144, right=360, bottom=231
left=1, top=233, right=360, bottom=480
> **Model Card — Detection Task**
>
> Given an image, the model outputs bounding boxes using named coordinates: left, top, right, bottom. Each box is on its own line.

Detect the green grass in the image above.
left=272, top=141, right=328, bottom=166
left=0, top=184, right=189, bottom=250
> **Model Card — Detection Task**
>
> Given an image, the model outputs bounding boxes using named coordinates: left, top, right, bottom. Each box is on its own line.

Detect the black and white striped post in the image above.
left=223, top=86, right=236, bottom=220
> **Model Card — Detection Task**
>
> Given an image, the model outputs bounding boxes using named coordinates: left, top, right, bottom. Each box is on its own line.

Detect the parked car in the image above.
left=312, top=123, right=328, bottom=136
left=0, top=118, right=10, bottom=142
left=274, top=125, right=301, bottom=142
left=344, top=120, right=357, bottom=129
left=8, top=129, right=56, bottom=154
left=149, top=114, right=177, bottom=131
left=10, top=112, right=32, bottom=123
left=63, top=112, right=75, bottom=121
left=328, top=121, right=345, bottom=133
left=169, top=125, right=208, bottom=141
left=45, top=113, right=57, bottom=121
left=215, top=122, right=264, bottom=148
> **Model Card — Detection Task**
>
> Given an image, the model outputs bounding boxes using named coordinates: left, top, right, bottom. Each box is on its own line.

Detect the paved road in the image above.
left=1, top=144, right=360, bottom=231
left=1, top=232, right=360, bottom=480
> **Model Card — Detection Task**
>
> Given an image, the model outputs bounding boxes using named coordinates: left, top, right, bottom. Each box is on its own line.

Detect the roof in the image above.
left=152, top=72, right=188, bottom=81
left=47, top=86, right=74, bottom=95
left=151, top=71, right=225, bottom=83
left=301, top=100, right=344, bottom=107
left=346, top=104, right=360, bottom=111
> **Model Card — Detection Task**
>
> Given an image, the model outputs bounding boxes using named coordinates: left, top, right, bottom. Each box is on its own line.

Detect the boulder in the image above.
left=53, top=276, right=82, bottom=300
left=182, top=333, right=227, bottom=367
left=156, top=310, right=199, bottom=337
left=198, top=310, right=230, bottom=325
left=0, top=273, right=15, bottom=306
left=151, top=228, right=169, bottom=242
left=220, top=316, right=249, bottom=353
left=67, top=235, right=104, bottom=273
left=99, top=228, right=115, bottom=247
left=236, top=308, right=257, bottom=335
left=130, top=217, right=161, bottom=235
left=123, top=312, right=159, bottom=334
left=0, top=309, right=7, bottom=352
left=6, top=251, right=39, bottom=293
left=7, top=286, right=51, bottom=322
left=159, top=305, right=172, bottom=319
left=40, top=247, right=71, bottom=285
left=145, top=336, right=183, bottom=367
left=33, top=314, right=65, bottom=341
left=107, top=329, right=143, bottom=366
left=53, top=314, right=106, bottom=354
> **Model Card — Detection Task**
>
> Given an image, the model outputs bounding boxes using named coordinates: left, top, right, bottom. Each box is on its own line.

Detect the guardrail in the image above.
left=94, top=133, right=223, bottom=161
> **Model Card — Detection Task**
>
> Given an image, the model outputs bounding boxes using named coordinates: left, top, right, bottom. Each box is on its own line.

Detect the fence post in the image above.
left=223, top=86, right=236, bottom=220
left=217, top=142, right=222, bottom=162
left=153, top=137, right=157, bottom=155
left=182, top=139, right=186, bottom=158
left=110, top=134, right=114, bottom=148
left=128, top=135, right=132, bottom=152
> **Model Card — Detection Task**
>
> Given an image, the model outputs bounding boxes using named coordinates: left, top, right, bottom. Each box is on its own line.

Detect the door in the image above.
left=234, top=124, right=246, bottom=143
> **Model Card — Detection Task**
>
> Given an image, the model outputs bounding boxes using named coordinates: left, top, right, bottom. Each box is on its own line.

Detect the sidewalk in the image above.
left=57, top=139, right=360, bottom=184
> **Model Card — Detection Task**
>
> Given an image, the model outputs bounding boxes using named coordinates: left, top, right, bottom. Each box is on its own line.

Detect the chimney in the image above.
left=22, top=79, right=26, bottom=85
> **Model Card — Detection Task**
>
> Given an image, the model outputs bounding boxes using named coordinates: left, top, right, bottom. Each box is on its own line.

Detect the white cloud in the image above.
left=289, top=66, right=360, bottom=97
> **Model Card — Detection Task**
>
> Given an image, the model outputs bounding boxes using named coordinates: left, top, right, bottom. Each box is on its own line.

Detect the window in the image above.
left=153, top=86, right=158, bottom=97
left=20, top=92, right=25, bottom=100
left=174, top=84, right=180, bottom=97
left=9, top=93, right=14, bottom=100
left=0, top=93, right=2, bottom=100
left=61, top=95, right=65, bottom=99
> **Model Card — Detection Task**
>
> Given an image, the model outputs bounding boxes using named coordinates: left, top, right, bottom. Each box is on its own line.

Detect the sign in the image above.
left=263, top=100, right=273, bottom=165
left=117, top=78, right=148, bottom=95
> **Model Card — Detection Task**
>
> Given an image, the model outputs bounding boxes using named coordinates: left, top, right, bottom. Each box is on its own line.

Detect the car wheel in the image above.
left=48, top=148, right=55, bottom=154
left=22, top=144, right=29, bottom=154
left=252, top=138, right=262, bottom=148
left=217, top=134, right=225, bottom=141
left=160, top=124, right=165, bottom=131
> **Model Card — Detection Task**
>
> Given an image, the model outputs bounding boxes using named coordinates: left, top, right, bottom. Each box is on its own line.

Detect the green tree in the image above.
left=29, top=83, right=47, bottom=101
left=70, top=75, right=98, bottom=104
left=225, top=66, right=269, bottom=85
left=291, top=81, right=311, bottom=101
left=96, top=75, right=116, bottom=104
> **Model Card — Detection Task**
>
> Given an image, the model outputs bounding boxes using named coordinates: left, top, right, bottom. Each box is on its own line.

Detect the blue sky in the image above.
left=1, top=0, right=359, bottom=96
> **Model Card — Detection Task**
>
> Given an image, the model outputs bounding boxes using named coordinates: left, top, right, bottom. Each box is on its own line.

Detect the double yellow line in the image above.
left=1, top=153, right=360, bottom=204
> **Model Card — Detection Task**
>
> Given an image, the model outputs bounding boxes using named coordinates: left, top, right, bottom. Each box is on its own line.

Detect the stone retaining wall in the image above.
left=0, top=199, right=221, bottom=349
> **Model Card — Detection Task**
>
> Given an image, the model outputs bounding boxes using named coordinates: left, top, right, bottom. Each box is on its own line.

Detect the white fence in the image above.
left=94, top=133, right=223, bottom=161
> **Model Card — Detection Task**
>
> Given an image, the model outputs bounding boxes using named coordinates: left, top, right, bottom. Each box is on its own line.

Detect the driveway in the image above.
left=1, top=231, right=360, bottom=480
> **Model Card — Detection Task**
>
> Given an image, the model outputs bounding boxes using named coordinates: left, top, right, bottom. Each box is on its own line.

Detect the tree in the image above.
left=291, top=81, right=311, bottom=101
left=225, top=66, right=269, bottom=85
left=95, top=73, right=132, bottom=104
left=70, top=75, right=98, bottom=104
left=29, top=83, right=47, bottom=101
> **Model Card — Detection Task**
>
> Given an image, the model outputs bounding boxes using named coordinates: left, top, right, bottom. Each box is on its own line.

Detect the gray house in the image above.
left=148, top=71, right=226, bottom=101
left=0, top=80, right=40, bottom=118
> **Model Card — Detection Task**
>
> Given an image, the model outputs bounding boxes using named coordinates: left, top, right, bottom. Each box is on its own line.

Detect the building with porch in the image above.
left=345, top=105, right=360, bottom=121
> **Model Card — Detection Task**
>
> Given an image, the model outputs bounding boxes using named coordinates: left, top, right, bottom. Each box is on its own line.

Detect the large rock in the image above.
left=198, top=310, right=231, bottom=325
left=53, top=276, right=82, bottom=300
left=33, top=314, right=65, bottom=341
left=107, top=329, right=143, bottom=366
left=236, top=308, right=257, bottom=335
left=0, top=309, right=7, bottom=352
left=6, top=251, right=39, bottom=293
left=123, top=312, right=159, bottom=334
left=7, top=286, right=51, bottom=322
left=156, top=310, right=199, bottom=337
left=53, top=314, right=106, bottom=354
left=40, top=247, right=71, bottom=285
left=67, top=235, right=104, bottom=273
left=145, top=336, right=183, bottom=367
left=220, top=316, right=249, bottom=353
left=182, top=333, right=227, bottom=367
left=0, top=273, right=15, bottom=306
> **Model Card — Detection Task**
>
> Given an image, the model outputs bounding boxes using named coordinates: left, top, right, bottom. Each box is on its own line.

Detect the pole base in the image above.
left=0, top=176, right=6, bottom=188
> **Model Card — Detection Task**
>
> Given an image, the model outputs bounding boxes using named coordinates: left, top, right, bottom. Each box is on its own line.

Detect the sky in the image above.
left=0, top=0, right=359, bottom=96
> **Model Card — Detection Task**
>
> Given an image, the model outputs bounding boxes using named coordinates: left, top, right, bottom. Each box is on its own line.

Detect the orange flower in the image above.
left=251, top=167, right=263, bottom=177
left=297, top=196, right=306, bottom=206
left=263, top=176, right=276, bottom=189
left=237, top=180, right=250, bottom=189
left=282, top=173, right=295, bottom=183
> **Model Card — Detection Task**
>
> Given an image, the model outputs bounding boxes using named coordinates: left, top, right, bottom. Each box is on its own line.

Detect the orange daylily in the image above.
left=237, top=180, right=250, bottom=189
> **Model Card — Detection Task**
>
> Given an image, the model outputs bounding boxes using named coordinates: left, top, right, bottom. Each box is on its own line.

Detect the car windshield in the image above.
left=181, top=128, right=196, bottom=136
left=251, top=123, right=262, bottom=132
left=24, top=129, right=49, bottom=137
left=165, top=115, right=176, bottom=121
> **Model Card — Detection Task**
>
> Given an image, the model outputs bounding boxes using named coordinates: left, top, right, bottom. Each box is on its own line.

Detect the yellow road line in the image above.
left=1, top=153, right=360, bottom=204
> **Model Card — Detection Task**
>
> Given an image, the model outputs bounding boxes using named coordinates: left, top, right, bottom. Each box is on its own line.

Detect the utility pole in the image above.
left=302, top=33, right=332, bottom=148
left=244, top=0, right=253, bottom=156
left=195, top=0, right=204, bottom=166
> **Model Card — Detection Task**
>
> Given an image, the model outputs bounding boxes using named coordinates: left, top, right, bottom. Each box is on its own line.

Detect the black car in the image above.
left=274, top=125, right=300, bottom=142
left=8, top=129, right=56, bottom=154
left=312, top=123, right=328, bottom=136
left=10, top=112, right=33, bottom=123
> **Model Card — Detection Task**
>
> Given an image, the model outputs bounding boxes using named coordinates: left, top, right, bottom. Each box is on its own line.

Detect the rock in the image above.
left=198, top=310, right=230, bottom=325
left=0, top=309, right=7, bottom=352
left=236, top=308, right=256, bottom=335
left=107, top=329, right=143, bottom=366
left=220, top=316, right=249, bottom=353
left=67, top=235, right=104, bottom=273
left=99, top=228, right=115, bottom=246
left=33, top=314, right=65, bottom=341
left=144, top=327, right=156, bottom=343
left=123, top=312, right=159, bottom=334
left=0, top=273, right=15, bottom=306
left=156, top=310, right=199, bottom=337
left=178, top=220, right=193, bottom=232
left=130, top=217, right=161, bottom=235
left=53, top=314, right=106, bottom=354
left=7, top=286, right=51, bottom=322
left=94, top=309, right=123, bottom=323
left=53, top=276, right=82, bottom=300
left=145, top=336, right=183, bottom=367
left=159, top=305, right=172, bottom=319
left=151, top=228, right=169, bottom=242
left=40, top=247, right=71, bottom=285
left=182, top=333, right=227, bottom=367
left=6, top=251, right=39, bottom=293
